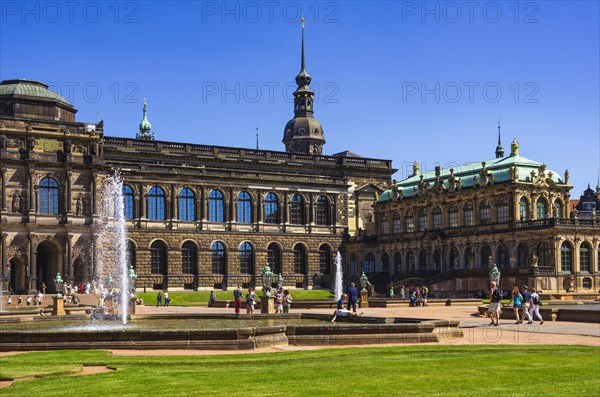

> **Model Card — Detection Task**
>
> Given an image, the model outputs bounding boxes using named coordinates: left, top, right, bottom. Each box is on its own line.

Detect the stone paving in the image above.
left=135, top=303, right=600, bottom=349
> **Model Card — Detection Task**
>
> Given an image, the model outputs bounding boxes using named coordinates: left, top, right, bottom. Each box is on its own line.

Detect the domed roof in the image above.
left=0, top=79, right=70, bottom=105
left=284, top=116, right=324, bottom=141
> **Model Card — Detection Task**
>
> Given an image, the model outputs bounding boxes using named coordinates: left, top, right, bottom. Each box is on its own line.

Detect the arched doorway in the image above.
left=37, top=240, right=62, bottom=293
left=9, top=257, right=28, bottom=294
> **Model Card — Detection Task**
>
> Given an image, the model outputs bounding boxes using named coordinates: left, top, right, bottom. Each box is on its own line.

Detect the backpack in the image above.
left=492, top=288, right=502, bottom=301
left=532, top=294, right=540, bottom=305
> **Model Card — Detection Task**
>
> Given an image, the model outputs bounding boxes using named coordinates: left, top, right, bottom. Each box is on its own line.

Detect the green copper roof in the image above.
left=379, top=154, right=564, bottom=202
left=0, top=79, right=70, bottom=105
left=139, top=101, right=152, bottom=132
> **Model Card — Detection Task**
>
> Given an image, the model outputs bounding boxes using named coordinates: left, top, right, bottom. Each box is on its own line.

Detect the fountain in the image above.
left=333, top=251, right=343, bottom=301
left=95, top=171, right=130, bottom=325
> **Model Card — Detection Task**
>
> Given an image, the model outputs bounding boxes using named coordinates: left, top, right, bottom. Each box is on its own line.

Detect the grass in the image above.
left=137, top=289, right=334, bottom=307
left=1, top=346, right=598, bottom=396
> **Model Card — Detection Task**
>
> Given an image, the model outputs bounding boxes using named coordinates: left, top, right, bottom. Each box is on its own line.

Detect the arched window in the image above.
left=123, top=185, right=135, bottom=219
left=315, top=195, right=330, bottom=226
left=407, top=251, right=415, bottom=271
left=419, top=249, right=428, bottom=270
left=433, top=207, right=442, bottom=229
left=290, top=194, right=305, bottom=224
left=480, top=244, right=492, bottom=268
left=479, top=201, right=491, bottom=225
left=179, top=188, right=195, bottom=222
left=150, top=240, right=167, bottom=274
left=349, top=254, right=357, bottom=277
left=127, top=240, right=136, bottom=270
left=381, top=252, right=390, bottom=273
left=319, top=244, right=332, bottom=274
left=148, top=186, right=166, bottom=220
left=211, top=241, right=226, bottom=274
left=364, top=253, right=375, bottom=272
left=392, top=212, right=401, bottom=234
left=554, top=199, right=563, bottom=219
left=39, top=177, right=59, bottom=215
left=418, top=208, right=428, bottom=231
left=465, top=246, right=474, bottom=268
left=517, top=243, right=529, bottom=268
left=449, top=247, right=459, bottom=269
left=433, top=249, right=441, bottom=271
left=536, top=197, right=548, bottom=219
left=293, top=244, right=307, bottom=274
left=380, top=214, right=389, bottom=235
left=448, top=204, right=459, bottom=228
left=497, top=243, right=510, bottom=268
left=561, top=241, right=573, bottom=273
left=519, top=197, right=529, bottom=221
left=181, top=241, right=197, bottom=274
left=264, top=192, right=279, bottom=224
left=237, top=191, right=252, bottom=223
left=405, top=211, right=414, bottom=232
left=394, top=252, right=402, bottom=272
left=239, top=242, right=254, bottom=274
left=463, top=202, right=474, bottom=226
left=537, top=241, right=550, bottom=267
left=580, top=242, right=591, bottom=273
left=267, top=243, right=282, bottom=275
left=209, top=190, right=225, bottom=222
left=497, top=198, right=509, bottom=223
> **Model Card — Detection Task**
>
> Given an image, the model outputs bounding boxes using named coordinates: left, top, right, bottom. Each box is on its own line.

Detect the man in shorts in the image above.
left=487, top=281, right=502, bottom=326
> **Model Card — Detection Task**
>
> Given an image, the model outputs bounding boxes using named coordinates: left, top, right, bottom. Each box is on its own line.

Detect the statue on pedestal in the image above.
left=489, top=262, right=501, bottom=286
left=531, top=254, right=539, bottom=268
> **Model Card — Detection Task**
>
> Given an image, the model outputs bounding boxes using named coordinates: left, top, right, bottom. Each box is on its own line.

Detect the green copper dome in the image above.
left=139, top=101, right=151, bottom=132
left=0, top=79, right=70, bottom=104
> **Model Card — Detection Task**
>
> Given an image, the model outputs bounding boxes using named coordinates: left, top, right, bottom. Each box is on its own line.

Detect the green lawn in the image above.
left=1, top=346, right=598, bottom=396
left=137, top=289, right=334, bottom=306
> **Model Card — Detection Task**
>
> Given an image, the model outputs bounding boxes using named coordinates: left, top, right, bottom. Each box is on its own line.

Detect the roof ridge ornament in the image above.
left=510, top=137, right=519, bottom=157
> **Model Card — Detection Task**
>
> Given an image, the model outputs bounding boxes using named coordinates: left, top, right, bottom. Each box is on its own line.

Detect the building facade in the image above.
left=0, top=25, right=395, bottom=294
left=344, top=136, right=600, bottom=294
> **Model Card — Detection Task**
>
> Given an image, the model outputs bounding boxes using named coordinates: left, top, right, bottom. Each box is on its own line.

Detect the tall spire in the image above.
left=495, top=119, right=504, bottom=158
left=596, top=169, right=600, bottom=194
left=301, top=16, right=305, bottom=72
left=282, top=18, right=325, bottom=154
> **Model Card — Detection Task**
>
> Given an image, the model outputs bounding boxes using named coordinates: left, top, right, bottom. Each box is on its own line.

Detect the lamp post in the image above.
left=105, top=274, right=115, bottom=296
left=128, top=265, right=137, bottom=299
left=360, top=272, right=369, bottom=292
left=54, top=272, right=64, bottom=297
left=261, top=263, right=273, bottom=291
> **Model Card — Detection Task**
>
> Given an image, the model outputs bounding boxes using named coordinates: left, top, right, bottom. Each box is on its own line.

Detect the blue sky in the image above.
left=1, top=1, right=599, bottom=194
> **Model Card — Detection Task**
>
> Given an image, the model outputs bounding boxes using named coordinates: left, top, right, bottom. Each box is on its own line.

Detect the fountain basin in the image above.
left=0, top=314, right=462, bottom=351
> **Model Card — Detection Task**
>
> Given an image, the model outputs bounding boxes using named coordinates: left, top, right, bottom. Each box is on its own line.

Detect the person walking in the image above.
left=233, top=286, right=243, bottom=315
left=508, top=287, right=523, bottom=324
left=246, top=288, right=256, bottom=314
left=283, top=289, right=292, bottom=313
left=400, top=286, right=406, bottom=299
left=487, top=281, right=502, bottom=326
left=529, top=287, right=544, bottom=324
left=208, top=291, right=216, bottom=307
left=156, top=290, right=163, bottom=307
left=348, top=282, right=359, bottom=313
left=163, top=290, right=169, bottom=307
left=520, top=286, right=533, bottom=324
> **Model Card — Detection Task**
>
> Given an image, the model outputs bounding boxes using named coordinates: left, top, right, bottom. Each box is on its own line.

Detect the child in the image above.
left=283, top=289, right=292, bottom=314
left=17, top=295, right=23, bottom=306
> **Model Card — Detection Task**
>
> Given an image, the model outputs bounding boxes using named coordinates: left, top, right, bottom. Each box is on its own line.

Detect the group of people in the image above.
left=156, top=290, right=170, bottom=307
left=231, top=286, right=293, bottom=315
left=487, top=281, right=544, bottom=326
left=331, top=291, right=363, bottom=322
left=4, top=291, right=44, bottom=307
left=409, top=286, right=429, bottom=307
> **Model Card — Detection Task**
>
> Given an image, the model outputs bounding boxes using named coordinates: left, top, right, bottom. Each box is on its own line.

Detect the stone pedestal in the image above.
left=260, top=295, right=275, bottom=314
left=52, top=296, right=65, bottom=316
left=360, top=290, right=369, bottom=308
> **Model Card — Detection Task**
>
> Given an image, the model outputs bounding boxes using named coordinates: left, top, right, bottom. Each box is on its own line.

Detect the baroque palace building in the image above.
left=0, top=23, right=395, bottom=294
left=344, top=130, right=600, bottom=294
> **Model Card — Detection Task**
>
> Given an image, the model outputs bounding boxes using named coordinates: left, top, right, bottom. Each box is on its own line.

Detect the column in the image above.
left=28, top=169, right=36, bottom=212
left=255, top=190, right=261, bottom=224
left=66, top=170, right=73, bottom=214
left=1, top=233, right=7, bottom=279
left=91, top=172, right=98, bottom=215
left=91, top=235, right=97, bottom=280
left=0, top=167, right=6, bottom=211
left=171, top=184, right=178, bottom=221
left=29, top=234, right=37, bottom=291
left=67, top=234, right=74, bottom=279
left=200, top=187, right=207, bottom=222
left=309, top=194, right=315, bottom=225
left=140, top=184, right=147, bottom=219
